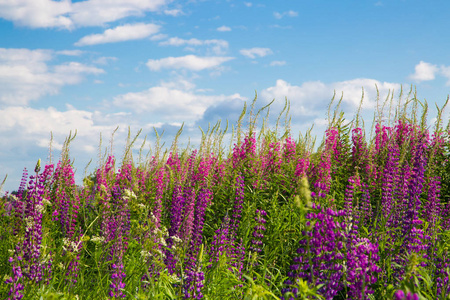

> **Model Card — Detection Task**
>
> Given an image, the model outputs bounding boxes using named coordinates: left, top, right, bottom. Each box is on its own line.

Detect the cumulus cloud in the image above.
left=0, top=0, right=171, bottom=29
left=270, top=60, right=286, bottom=66
left=0, top=48, right=104, bottom=105
left=70, top=0, right=171, bottom=27
left=159, top=37, right=229, bottom=55
left=146, top=55, right=234, bottom=71
left=260, top=78, right=401, bottom=119
left=409, top=61, right=439, bottom=82
left=113, top=84, right=246, bottom=122
left=217, top=25, right=231, bottom=32
left=0, top=104, right=143, bottom=191
left=240, top=47, right=273, bottom=59
left=273, top=10, right=298, bottom=19
left=0, top=0, right=73, bottom=29
left=75, top=23, right=160, bottom=46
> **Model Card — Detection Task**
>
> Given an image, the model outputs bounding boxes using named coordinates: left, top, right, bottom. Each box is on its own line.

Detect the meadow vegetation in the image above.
left=1, top=88, right=450, bottom=299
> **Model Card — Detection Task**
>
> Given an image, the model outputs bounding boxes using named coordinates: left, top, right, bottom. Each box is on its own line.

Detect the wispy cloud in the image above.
left=217, top=25, right=231, bottom=32
left=93, top=56, right=118, bottom=65
left=75, top=23, right=160, bottom=46
left=146, top=55, right=234, bottom=71
left=270, top=60, right=286, bottom=66
left=164, top=9, right=183, bottom=16
left=159, top=37, right=229, bottom=55
left=56, top=50, right=85, bottom=56
left=240, top=47, right=273, bottom=59
left=150, top=33, right=169, bottom=41
left=273, top=10, right=298, bottom=19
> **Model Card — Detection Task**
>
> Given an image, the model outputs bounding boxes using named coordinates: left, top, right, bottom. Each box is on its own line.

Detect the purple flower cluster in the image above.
left=109, top=263, right=126, bottom=298
left=310, top=127, right=339, bottom=199
left=284, top=197, right=381, bottom=300
left=184, top=188, right=212, bottom=299
left=165, top=185, right=185, bottom=275
left=393, top=290, right=419, bottom=300
left=285, top=204, right=346, bottom=299
left=5, top=256, right=24, bottom=300
left=345, top=238, right=381, bottom=299
left=100, top=185, right=130, bottom=298
left=249, top=209, right=267, bottom=253
left=6, top=162, right=53, bottom=299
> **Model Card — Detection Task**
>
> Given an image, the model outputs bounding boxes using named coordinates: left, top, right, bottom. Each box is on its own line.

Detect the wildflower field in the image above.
left=1, top=91, right=450, bottom=300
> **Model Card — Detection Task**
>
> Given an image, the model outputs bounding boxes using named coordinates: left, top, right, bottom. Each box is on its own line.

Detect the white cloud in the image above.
left=146, top=55, right=234, bottom=71
left=0, top=105, right=139, bottom=192
left=159, top=37, right=229, bottom=55
left=70, top=0, right=171, bottom=27
left=217, top=25, right=231, bottom=32
left=244, top=2, right=252, bottom=7
left=409, top=61, right=439, bottom=82
left=440, top=66, right=450, bottom=86
left=113, top=84, right=246, bottom=122
left=270, top=60, right=286, bottom=66
left=261, top=78, right=401, bottom=119
left=75, top=23, right=160, bottom=46
left=0, top=0, right=171, bottom=29
left=273, top=10, right=298, bottom=19
left=93, top=56, right=118, bottom=65
left=56, top=50, right=85, bottom=56
left=0, top=106, right=105, bottom=136
left=0, top=48, right=104, bottom=105
left=0, top=0, right=73, bottom=29
left=150, top=33, right=168, bottom=41
left=164, top=9, right=183, bottom=16
left=240, top=47, right=273, bottom=59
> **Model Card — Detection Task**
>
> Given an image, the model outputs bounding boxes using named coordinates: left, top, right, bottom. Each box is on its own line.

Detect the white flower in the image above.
left=71, top=241, right=81, bottom=252
left=123, top=189, right=137, bottom=201
left=25, top=216, right=34, bottom=232
left=36, top=204, right=45, bottom=214
left=140, top=250, right=151, bottom=258
left=91, top=236, right=105, bottom=244
left=42, top=198, right=52, bottom=206
left=172, top=235, right=182, bottom=244
left=169, top=274, right=181, bottom=283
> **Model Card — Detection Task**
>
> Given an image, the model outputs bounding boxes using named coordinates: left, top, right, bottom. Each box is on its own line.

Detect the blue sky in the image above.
left=1, top=0, right=450, bottom=192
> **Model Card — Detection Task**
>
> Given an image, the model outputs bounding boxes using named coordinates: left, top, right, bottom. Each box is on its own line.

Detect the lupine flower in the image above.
left=287, top=203, right=346, bottom=299
left=393, top=290, right=419, bottom=300
left=183, top=188, right=211, bottom=299
left=249, top=209, right=267, bottom=253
